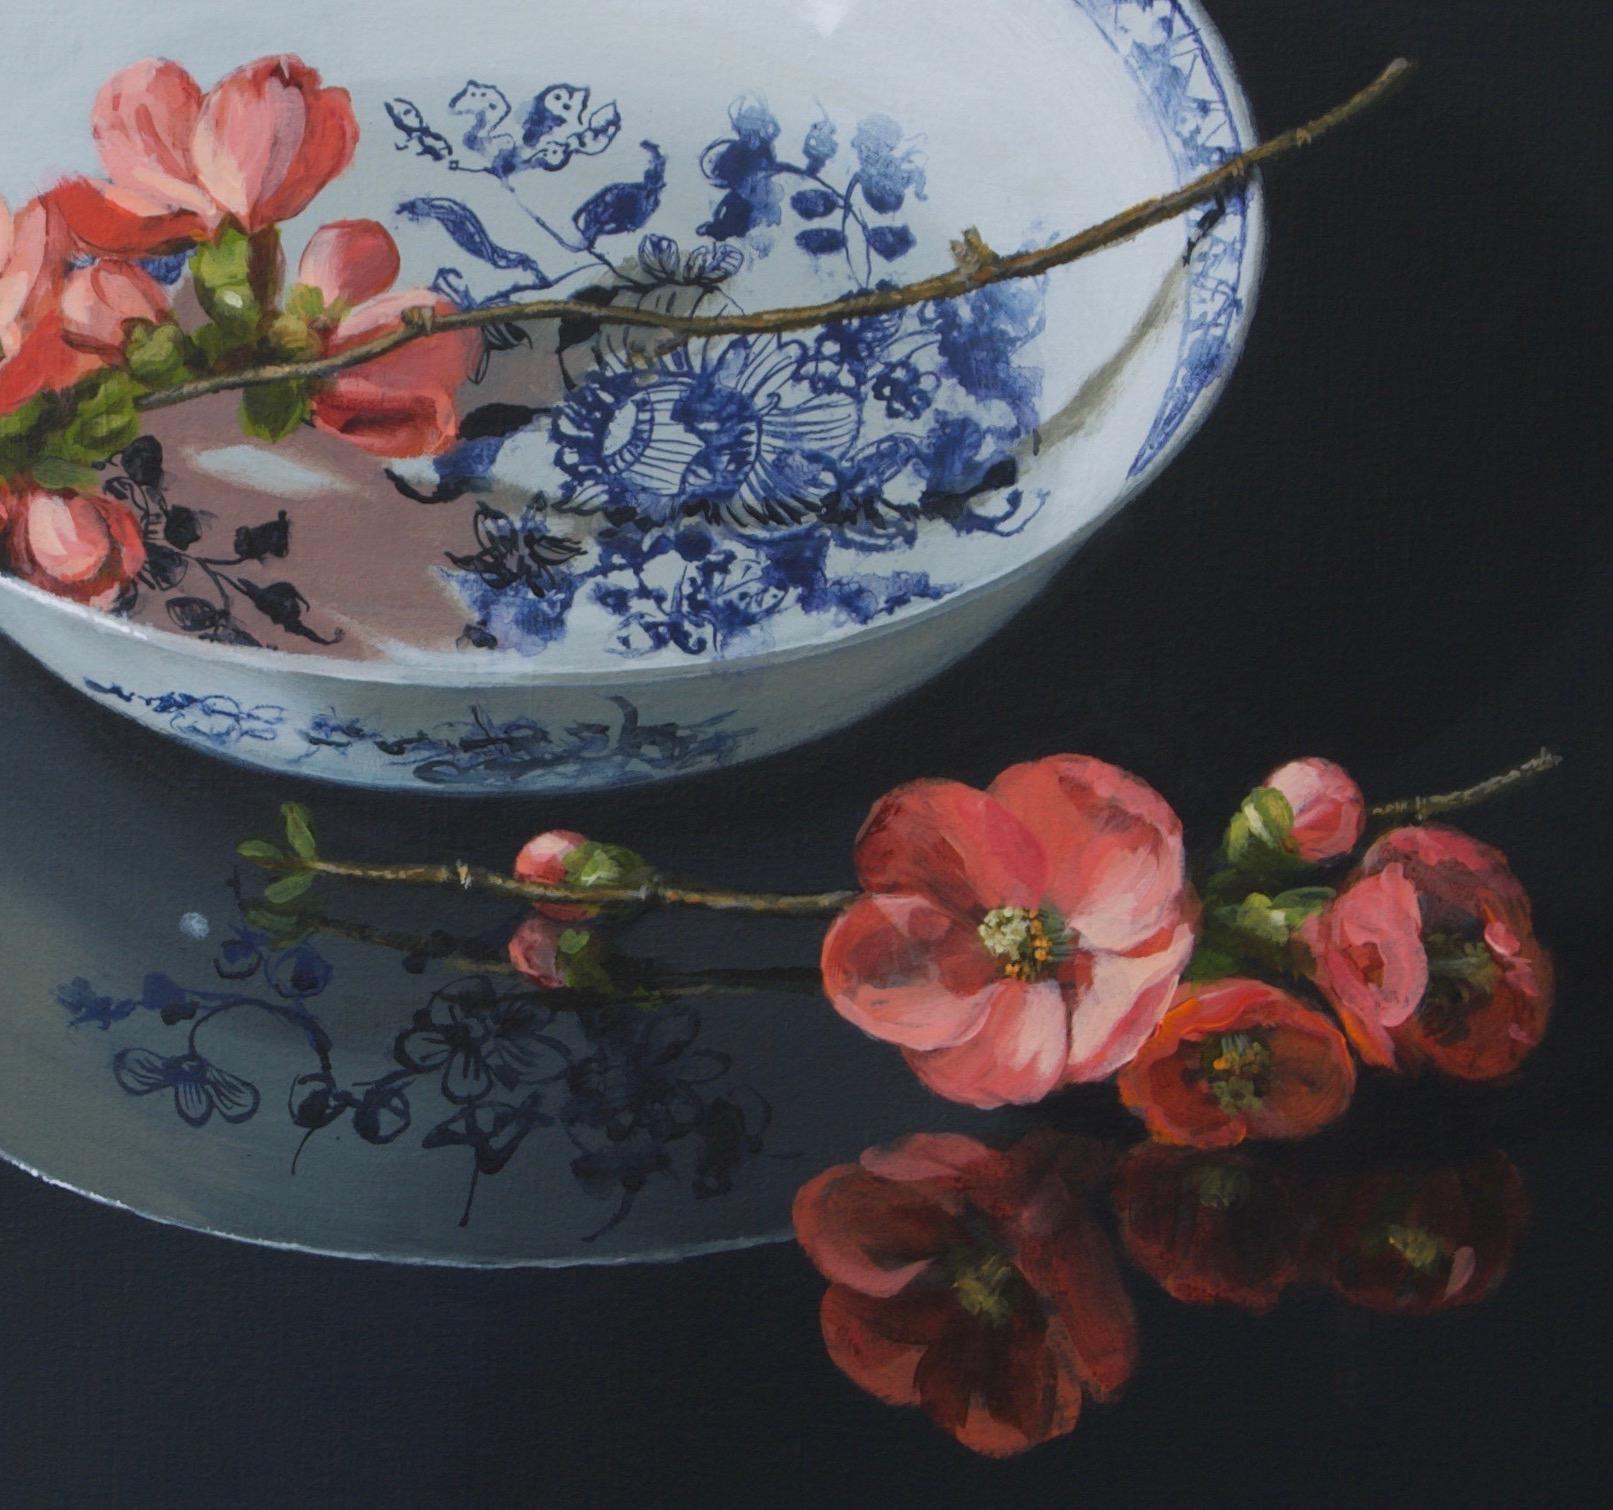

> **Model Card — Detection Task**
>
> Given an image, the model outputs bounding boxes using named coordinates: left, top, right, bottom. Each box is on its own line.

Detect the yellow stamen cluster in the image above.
left=1385, top=1223, right=1444, bottom=1273
left=978, top=906, right=1054, bottom=981
left=952, top=1251, right=1017, bottom=1324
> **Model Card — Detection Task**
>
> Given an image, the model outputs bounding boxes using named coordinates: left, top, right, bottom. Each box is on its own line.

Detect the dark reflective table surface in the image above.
left=1, top=1, right=1608, bottom=1502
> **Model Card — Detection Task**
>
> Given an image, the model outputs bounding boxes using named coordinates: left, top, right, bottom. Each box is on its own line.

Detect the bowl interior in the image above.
left=0, top=0, right=1260, bottom=673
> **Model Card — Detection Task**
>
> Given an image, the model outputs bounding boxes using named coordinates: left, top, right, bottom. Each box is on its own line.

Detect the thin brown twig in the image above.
left=135, top=58, right=1415, bottom=414
left=250, top=738, right=1559, bottom=919
left=1367, top=748, right=1563, bottom=824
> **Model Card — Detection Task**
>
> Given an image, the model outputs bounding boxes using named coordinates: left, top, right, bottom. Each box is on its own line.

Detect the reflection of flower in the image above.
left=794, top=1131, right=1136, bottom=1458
left=1310, top=1152, right=1528, bottom=1315
left=114, top=1047, right=260, bottom=1127
left=1113, top=1142, right=1303, bottom=1313
left=395, top=978, right=567, bottom=1102
left=1117, top=979, right=1355, bottom=1148
left=554, top=336, right=860, bottom=530
left=821, top=757, right=1197, bottom=1107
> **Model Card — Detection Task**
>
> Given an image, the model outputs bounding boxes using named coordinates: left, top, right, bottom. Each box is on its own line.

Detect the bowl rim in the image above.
left=0, top=0, right=1266, bottom=693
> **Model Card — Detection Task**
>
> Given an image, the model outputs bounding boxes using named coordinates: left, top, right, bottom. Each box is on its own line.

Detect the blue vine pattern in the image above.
left=59, top=906, right=774, bottom=1236
left=82, top=681, right=752, bottom=788
left=385, top=80, right=1048, bottom=659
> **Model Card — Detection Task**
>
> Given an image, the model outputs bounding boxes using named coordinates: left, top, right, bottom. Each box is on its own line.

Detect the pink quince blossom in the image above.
left=0, top=195, right=101, bottom=410
left=58, top=261, right=171, bottom=361
left=295, top=219, right=480, bottom=457
left=0, top=485, right=146, bottom=607
left=820, top=756, right=1198, bottom=1108
left=50, top=55, right=357, bottom=255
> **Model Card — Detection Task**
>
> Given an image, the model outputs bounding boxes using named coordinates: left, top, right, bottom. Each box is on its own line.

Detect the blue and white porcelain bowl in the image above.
left=0, top=0, right=1262, bottom=793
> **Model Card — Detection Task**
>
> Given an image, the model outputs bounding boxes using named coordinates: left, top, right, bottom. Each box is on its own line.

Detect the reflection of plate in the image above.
left=0, top=646, right=992, bottom=1266
left=0, top=0, right=1262, bottom=792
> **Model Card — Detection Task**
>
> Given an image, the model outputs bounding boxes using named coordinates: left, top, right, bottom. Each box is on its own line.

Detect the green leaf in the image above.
left=1183, top=944, right=1242, bottom=983
left=240, top=379, right=311, bottom=442
left=263, top=870, right=316, bottom=905
left=237, top=839, right=286, bottom=865
left=45, top=371, right=143, bottom=465
left=556, top=928, right=592, bottom=956
left=125, top=321, right=196, bottom=387
left=281, top=802, right=317, bottom=859
left=28, top=458, right=104, bottom=493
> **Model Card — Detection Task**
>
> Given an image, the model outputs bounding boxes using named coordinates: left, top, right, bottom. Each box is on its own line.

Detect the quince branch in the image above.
left=136, top=58, right=1415, bottom=416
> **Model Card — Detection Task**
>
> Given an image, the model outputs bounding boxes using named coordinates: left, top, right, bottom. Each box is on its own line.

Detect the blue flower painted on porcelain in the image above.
left=554, top=335, right=861, bottom=531
left=84, top=682, right=286, bottom=748
left=113, top=1048, right=261, bottom=1128
left=850, top=115, right=927, bottom=216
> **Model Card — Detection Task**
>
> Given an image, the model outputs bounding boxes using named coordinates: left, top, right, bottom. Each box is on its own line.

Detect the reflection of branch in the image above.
left=135, top=59, right=1414, bottom=414
left=313, top=912, right=824, bottom=1006
left=1369, top=748, right=1563, bottom=824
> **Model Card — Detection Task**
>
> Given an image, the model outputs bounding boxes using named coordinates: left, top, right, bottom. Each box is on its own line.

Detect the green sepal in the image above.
left=240, top=379, right=311, bottom=442
left=193, top=227, right=262, bottom=337
left=28, top=458, right=104, bottom=494
left=1222, top=785, right=1299, bottom=873
left=562, top=841, right=652, bottom=893
left=283, top=283, right=327, bottom=323
left=125, top=321, right=196, bottom=387
left=555, top=927, right=616, bottom=994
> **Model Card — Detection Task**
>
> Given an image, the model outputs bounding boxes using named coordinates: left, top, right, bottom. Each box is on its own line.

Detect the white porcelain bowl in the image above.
left=0, top=0, right=1262, bottom=792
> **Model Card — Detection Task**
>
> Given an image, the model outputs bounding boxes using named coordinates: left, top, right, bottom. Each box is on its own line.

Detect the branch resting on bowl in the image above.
left=137, top=58, right=1416, bottom=415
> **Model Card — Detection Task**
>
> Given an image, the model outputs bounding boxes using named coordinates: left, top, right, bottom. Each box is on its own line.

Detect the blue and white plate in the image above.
left=0, top=0, right=1262, bottom=792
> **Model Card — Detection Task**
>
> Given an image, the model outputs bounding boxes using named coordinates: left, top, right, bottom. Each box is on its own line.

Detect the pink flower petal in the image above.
left=1060, top=914, right=1197, bottom=1083
left=853, top=779, right=1046, bottom=916
left=989, top=756, right=1186, bottom=952
left=297, top=219, right=401, bottom=307
left=92, top=59, right=217, bottom=222
left=903, top=980, right=1071, bottom=1108
left=821, top=894, right=1002, bottom=1051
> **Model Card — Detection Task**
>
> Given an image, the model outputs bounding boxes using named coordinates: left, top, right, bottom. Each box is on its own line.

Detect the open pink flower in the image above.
left=296, top=219, right=480, bottom=457
left=1263, top=757, right=1365, bottom=863
left=1360, top=827, right=1551, bottom=1079
left=50, top=55, right=356, bottom=255
left=793, top=1131, right=1137, bottom=1457
left=821, top=756, right=1197, bottom=1108
left=1, top=486, right=146, bottom=607
left=1295, top=865, right=1429, bottom=1066
left=0, top=195, right=101, bottom=410
left=59, top=261, right=171, bottom=361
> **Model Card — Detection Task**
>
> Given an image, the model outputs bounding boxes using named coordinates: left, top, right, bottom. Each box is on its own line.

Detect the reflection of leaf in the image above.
left=396, top=197, right=549, bottom=279
left=264, top=871, right=316, bottom=905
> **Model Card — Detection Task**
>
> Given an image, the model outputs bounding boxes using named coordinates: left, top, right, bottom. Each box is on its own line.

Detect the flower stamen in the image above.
left=1202, top=1031, right=1273, bottom=1114
left=977, top=906, right=1061, bottom=981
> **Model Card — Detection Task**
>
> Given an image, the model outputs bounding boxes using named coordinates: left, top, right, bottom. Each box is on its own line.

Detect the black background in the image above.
left=2, top=2, right=1610, bottom=1503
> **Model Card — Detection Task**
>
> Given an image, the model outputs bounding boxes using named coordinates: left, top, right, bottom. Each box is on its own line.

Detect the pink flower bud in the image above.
left=1263, top=758, right=1365, bottom=863
left=59, top=260, right=170, bottom=359
left=514, top=829, right=595, bottom=921
left=3, top=486, right=146, bottom=608
left=297, top=219, right=401, bottom=309
left=507, top=914, right=567, bottom=989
